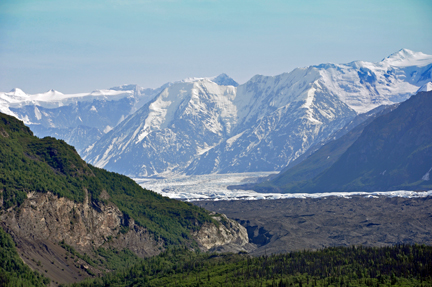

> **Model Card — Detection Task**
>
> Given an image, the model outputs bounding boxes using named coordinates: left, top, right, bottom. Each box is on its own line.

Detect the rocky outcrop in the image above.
left=0, top=191, right=251, bottom=257
left=0, top=190, right=162, bottom=257
left=192, top=212, right=254, bottom=253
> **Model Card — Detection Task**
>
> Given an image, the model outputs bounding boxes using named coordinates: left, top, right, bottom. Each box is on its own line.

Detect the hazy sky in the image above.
left=1, top=0, right=431, bottom=93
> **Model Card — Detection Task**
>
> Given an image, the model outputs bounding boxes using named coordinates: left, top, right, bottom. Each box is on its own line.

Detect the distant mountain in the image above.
left=0, top=85, right=164, bottom=153
left=83, top=75, right=356, bottom=177
left=83, top=80, right=242, bottom=176
left=1, top=50, right=431, bottom=178
left=252, top=91, right=432, bottom=193
left=84, top=49, right=432, bottom=177
left=0, top=74, right=238, bottom=155
left=239, top=103, right=398, bottom=190
left=211, top=73, right=239, bottom=87
left=248, top=104, right=398, bottom=192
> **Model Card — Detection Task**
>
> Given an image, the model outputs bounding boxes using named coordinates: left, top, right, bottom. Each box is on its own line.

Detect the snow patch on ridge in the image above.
left=34, top=106, right=42, bottom=120
left=422, top=167, right=432, bottom=181
left=226, top=131, right=245, bottom=147
left=417, top=82, right=432, bottom=93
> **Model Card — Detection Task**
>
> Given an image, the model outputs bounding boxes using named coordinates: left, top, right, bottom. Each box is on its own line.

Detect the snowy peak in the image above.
left=3, top=88, right=28, bottom=101
left=381, top=49, right=432, bottom=67
left=175, top=74, right=238, bottom=87
left=4, top=49, right=432, bottom=179
left=211, top=73, right=239, bottom=87
left=42, top=89, right=64, bottom=98
left=9, top=88, right=27, bottom=96
left=139, top=79, right=237, bottom=136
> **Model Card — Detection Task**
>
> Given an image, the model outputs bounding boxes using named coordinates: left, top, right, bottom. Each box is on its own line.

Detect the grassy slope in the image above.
left=0, top=112, right=215, bottom=246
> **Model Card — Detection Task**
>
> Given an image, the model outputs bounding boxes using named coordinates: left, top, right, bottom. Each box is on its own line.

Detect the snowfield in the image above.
left=134, top=172, right=432, bottom=201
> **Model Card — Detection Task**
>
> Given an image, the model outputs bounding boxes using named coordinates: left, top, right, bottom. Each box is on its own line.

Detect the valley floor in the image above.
left=194, top=196, right=432, bottom=256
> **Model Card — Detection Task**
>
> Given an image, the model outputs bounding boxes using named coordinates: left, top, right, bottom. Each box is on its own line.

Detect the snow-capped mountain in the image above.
left=83, top=49, right=432, bottom=177
left=84, top=80, right=239, bottom=176
left=0, top=85, right=164, bottom=152
left=0, top=74, right=238, bottom=154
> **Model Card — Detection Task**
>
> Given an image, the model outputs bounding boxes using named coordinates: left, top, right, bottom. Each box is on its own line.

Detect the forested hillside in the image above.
left=0, top=228, right=50, bottom=286
left=0, top=112, right=215, bottom=245
left=72, top=244, right=432, bottom=287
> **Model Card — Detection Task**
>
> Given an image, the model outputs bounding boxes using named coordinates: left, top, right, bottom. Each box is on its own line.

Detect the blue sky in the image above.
left=1, top=0, right=431, bottom=93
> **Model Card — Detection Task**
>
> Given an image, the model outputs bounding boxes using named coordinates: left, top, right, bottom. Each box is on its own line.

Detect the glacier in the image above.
left=134, top=172, right=432, bottom=201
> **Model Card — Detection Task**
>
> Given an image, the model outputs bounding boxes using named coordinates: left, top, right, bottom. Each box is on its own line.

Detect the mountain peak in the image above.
left=9, top=88, right=26, bottom=96
left=211, top=73, right=239, bottom=87
left=45, top=89, right=63, bottom=95
left=381, top=49, right=432, bottom=67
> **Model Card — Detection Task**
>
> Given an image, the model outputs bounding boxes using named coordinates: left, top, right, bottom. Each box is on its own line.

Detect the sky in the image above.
left=0, top=0, right=431, bottom=93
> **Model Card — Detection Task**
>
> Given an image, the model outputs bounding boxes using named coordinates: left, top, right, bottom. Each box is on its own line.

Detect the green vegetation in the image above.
left=0, top=114, right=99, bottom=207
left=72, top=244, right=432, bottom=287
left=0, top=227, right=50, bottom=286
left=59, top=240, right=142, bottom=272
left=95, top=247, right=142, bottom=271
left=0, top=112, right=215, bottom=246
left=59, top=241, right=99, bottom=268
left=91, top=167, right=216, bottom=244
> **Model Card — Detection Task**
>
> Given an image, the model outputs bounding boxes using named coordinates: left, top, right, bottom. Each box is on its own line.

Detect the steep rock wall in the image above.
left=0, top=191, right=250, bottom=257
left=193, top=213, right=252, bottom=253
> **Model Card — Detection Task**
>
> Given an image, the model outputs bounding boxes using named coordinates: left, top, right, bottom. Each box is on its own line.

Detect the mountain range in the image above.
left=250, top=90, right=432, bottom=193
left=83, top=49, right=432, bottom=177
left=1, top=49, right=432, bottom=178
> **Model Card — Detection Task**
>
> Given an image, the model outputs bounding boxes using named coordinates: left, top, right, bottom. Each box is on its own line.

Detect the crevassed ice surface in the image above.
left=135, top=173, right=432, bottom=201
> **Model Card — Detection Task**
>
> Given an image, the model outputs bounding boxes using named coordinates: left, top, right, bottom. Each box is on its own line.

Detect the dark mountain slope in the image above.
left=279, top=104, right=398, bottom=174
left=253, top=91, right=432, bottom=193
left=250, top=104, right=398, bottom=192
left=310, top=91, right=432, bottom=192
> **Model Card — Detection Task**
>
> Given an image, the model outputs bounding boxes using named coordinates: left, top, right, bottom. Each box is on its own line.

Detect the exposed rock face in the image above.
left=0, top=191, right=162, bottom=257
left=192, top=213, right=252, bottom=253
left=105, top=226, right=164, bottom=258
left=0, top=191, right=251, bottom=257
